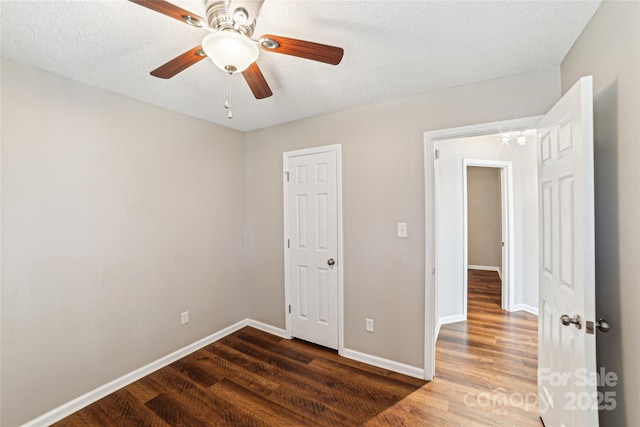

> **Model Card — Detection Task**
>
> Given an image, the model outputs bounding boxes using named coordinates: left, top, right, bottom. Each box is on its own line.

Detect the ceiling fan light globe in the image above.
left=201, top=31, right=259, bottom=73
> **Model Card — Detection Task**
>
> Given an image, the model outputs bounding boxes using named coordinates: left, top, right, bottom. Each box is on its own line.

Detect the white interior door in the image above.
left=286, top=149, right=339, bottom=349
left=537, top=76, right=597, bottom=426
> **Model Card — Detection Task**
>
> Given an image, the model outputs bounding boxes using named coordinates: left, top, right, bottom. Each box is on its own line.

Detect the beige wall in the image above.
left=467, top=167, right=502, bottom=270
left=561, top=1, right=640, bottom=425
left=0, top=59, right=247, bottom=426
left=245, top=68, right=560, bottom=367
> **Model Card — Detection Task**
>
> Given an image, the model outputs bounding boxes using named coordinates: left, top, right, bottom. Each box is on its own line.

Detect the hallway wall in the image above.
left=467, top=166, right=502, bottom=271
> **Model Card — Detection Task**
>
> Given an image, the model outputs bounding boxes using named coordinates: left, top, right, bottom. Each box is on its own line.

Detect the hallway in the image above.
left=431, top=269, right=541, bottom=425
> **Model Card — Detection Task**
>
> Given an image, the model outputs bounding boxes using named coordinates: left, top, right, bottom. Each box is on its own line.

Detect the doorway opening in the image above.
left=424, top=77, right=597, bottom=425
left=423, top=116, right=542, bottom=380
left=464, top=162, right=511, bottom=315
left=433, top=141, right=519, bottom=331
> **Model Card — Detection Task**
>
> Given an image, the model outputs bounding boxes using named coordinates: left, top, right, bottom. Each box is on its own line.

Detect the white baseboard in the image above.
left=511, top=304, right=539, bottom=315
left=342, top=348, right=424, bottom=380
left=246, top=319, right=287, bottom=339
left=23, top=319, right=425, bottom=426
left=439, top=314, right=466, bottom=325
left=468, top=265, right=502, bottom=279
left=23, top=319, right=255, bottom=427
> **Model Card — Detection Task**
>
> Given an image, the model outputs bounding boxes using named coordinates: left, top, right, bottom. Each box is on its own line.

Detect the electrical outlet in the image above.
left=366, top=318, right=374, bottom=332
left=181, top=311, right=189, bottom=325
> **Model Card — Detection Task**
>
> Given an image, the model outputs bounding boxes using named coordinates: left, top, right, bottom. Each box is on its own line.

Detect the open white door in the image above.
left=537, top=76, right=597, bottom=426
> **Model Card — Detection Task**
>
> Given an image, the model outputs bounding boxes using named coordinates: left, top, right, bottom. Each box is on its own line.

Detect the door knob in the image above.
left=327, top=258, right=335, bottom=266
left=596, top=318, right=611, bottom=332
left=561, top=314, right=582, bottom=329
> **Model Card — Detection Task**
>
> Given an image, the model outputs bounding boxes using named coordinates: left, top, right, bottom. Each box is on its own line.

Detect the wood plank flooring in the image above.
left=430, top=270, right=541, bottom=427
left=55, top=270, right=540, bottom=426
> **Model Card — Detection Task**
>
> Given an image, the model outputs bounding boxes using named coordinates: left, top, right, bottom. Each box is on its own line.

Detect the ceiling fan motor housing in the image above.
left=205, top=0, right=256, bottom=37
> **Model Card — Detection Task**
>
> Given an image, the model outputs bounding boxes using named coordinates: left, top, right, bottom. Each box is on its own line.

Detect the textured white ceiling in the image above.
left=1, top=0, right=600, bottom=132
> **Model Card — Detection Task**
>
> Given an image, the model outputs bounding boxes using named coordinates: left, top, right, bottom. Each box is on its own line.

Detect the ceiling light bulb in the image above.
left=517, top=133, right=527, bottom=145
left=201, top=31, right=259, bottom=73
left=501, top=134, right=510, bottom=144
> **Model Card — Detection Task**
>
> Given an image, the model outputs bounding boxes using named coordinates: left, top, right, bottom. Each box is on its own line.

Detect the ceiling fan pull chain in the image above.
left=225, top=68, right=233, bottom=119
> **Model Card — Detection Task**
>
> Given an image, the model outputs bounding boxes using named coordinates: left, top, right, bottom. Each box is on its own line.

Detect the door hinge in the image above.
left=288, top=304, right=291, bottom=314
left=287, top=239, right=290, bottom=248
left=285, top=171, right=290, bottom=182
left=434, top=149, right=440, bottom=160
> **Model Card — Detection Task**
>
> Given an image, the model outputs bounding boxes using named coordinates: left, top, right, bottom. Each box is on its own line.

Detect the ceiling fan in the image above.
left=129, top=0, right=344, bottom=100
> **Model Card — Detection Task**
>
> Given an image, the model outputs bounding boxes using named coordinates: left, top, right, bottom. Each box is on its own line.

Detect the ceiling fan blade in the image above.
left=128, top=0, right=206, bottom=28
left=242, top=62, right=273, bottom=99
left=150, top=46, right=206, bottom=79
left=259, top=34, right=344, bottom=65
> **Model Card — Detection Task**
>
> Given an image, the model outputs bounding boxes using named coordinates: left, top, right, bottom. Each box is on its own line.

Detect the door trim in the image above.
left=462, top=159, right=515, bottom=315
left=283, top=144, right=344, bottom=355
left=423, top=116, right=542, bottom=380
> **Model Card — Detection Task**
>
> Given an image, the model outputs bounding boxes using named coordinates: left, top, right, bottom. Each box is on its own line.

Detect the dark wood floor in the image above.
left=55, top=270, right=540, bottom=426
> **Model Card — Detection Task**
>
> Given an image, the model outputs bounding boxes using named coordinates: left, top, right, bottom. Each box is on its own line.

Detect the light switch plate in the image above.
left=397, top=222, right=408, bottom=238
left=366, top=318, right=374, bottom=332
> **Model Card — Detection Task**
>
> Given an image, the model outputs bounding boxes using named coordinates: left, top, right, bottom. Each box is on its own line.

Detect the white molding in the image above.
left=424, top=117, right=544, bottom=142
left=439, top=314, right=466, bottom=325
left=463, top=159, right=515, bottom=313
left=434, top=318, right=443, bottom=343
left=342, top=348, right=425, bottom=380
left=21, top=319, right=252, bottom=427
left=246, top=319, right=287, bottom=338
left=283, top=149, right=293, bottom=340
left=512, top=304, right=539, bottom=315
left=424, top=116, right=543, bottom=383
left=283, top=144, right=344, bottom=354
left=423, top=136, right=437, bottom=380
left=468, top=265, right=503, bottom=279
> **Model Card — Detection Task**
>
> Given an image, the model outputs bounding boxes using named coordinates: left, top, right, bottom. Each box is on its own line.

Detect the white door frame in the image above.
left=462, top=159, right=515, bottom=316
left=283, top=144, right=344, bottom=354
left=423, top=116, right=542, bottom=380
